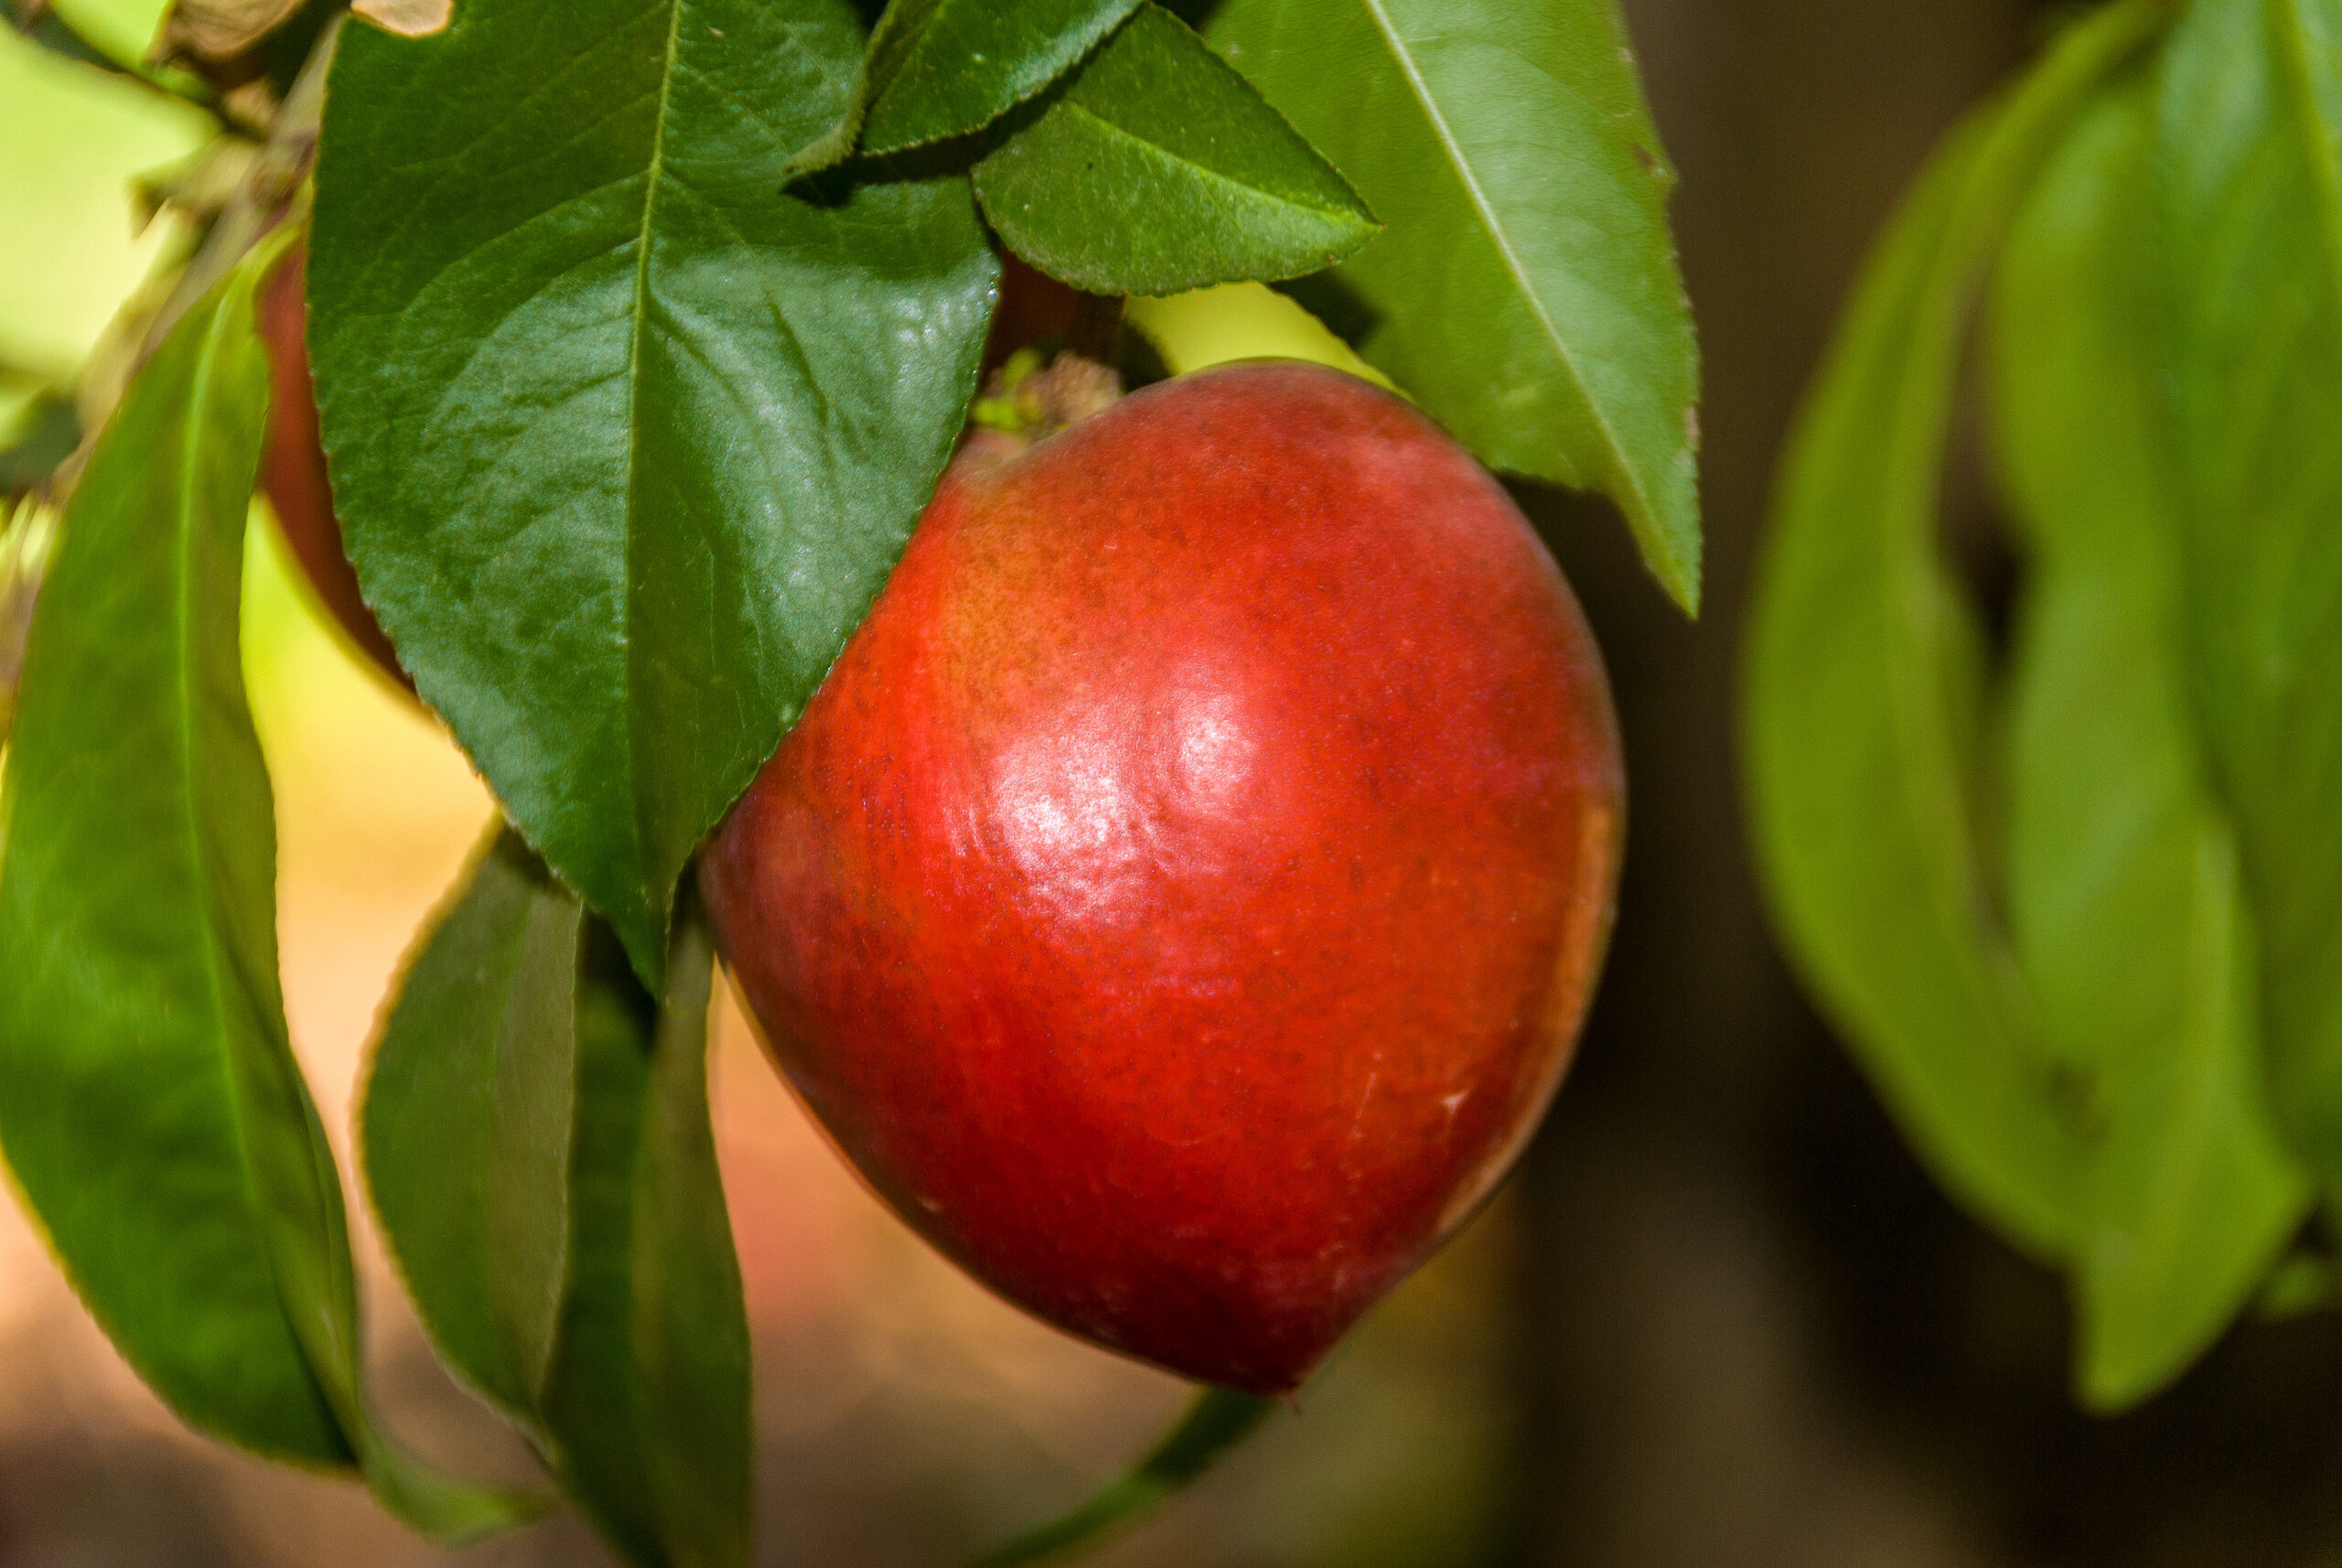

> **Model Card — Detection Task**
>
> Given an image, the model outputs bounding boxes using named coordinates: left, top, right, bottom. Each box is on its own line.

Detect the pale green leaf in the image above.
left=2156, top=0, right=2342, bottom=1197
left=1744, top=0, right=2170, bottom=1257
left=1209, top=0, right=1700, bottom=610
left=1992, top=73, right=2307, bottom=1410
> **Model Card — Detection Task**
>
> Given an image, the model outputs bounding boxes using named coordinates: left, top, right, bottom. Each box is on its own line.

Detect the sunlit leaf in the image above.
left=2155, top=0, right=2342, bottom=1199
left=1744, top=0, right=2169, bottom=1257
left=1209, top=0, right=1701, bottom=611
left=0, top=27, right=208, bottom=382
left=1992, top=73, right=2308, bottom=1409
left=49, top=0, right=170, bottom=67
left=310, top=0, right=998, bottom=987
left=972, top=5, right=1376, bottom=296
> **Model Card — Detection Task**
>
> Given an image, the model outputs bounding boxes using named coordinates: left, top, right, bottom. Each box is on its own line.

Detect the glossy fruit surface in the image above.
left=256, top=243, right=410, bottom=687
left=703, top=360, right=1625, bottom=1394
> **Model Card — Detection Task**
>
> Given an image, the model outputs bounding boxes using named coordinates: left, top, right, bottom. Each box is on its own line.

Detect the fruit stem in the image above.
left=969, top=295, right=1126, bottom=446
left=1067, top=291, right=1124, bottom=367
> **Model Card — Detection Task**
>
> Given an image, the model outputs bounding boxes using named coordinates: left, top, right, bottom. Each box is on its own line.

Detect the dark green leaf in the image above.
left=1208, top=0, right=1701, bottom=612
left=2156, top=0, right=2342, bottom=1197
left=310, top=0, right=999, bottom=988
left=1992, top=74, right=2307, bottom=1410
left=972, top=4, right=1377, bottom=296
left=790, top=0, right=1143, bottom=172
left=544, top=906, right=750, bottom=1568
left=366, top=838, right=750, bottom=1568
left=363, top=827, right=581, bottom=1423
left=0, top=242, right=534, bottom=1542
left=970, top=1389, right=1277, bottom=1568
left=1744, top=0, right=2167, bottom=1258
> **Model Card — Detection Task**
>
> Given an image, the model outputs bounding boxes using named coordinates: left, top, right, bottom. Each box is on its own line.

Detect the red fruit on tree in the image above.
left=702, top=360, right=1624, bottom=1395
left=255, top=244, right=411, bottom=688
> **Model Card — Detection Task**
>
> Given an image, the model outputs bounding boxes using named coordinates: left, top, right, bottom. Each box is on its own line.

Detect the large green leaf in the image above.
left=365, top=832, right=751, bottom=1567
left=2156, top=0, right=2342, bottom=1196
left=972, top=5, right=1377, bottom=296
left=1744, top=0, right=2167, bottom=1259
left=363, top=828, right=581, bottom=1423
left=790, top=0, right=1144, bottom=171
left=0, top=245, right=532, bottom=1542
left=1207, top=0, right=1701, bottom=611
left=972, top=1389, right=1277, bottom=1568
left=1992, top=74, right=2307, bottom=1410
left=309, top=0, right=999, bottom=988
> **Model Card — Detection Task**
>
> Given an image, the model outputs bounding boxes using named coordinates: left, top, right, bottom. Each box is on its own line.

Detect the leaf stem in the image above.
left=968, top=1388, right=1277, bottom=1568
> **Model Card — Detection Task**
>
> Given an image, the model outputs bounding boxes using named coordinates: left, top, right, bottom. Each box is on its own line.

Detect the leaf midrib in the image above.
left=172, top=297, right=253, bottom=1153
left=1351, top=0, right=1642, bottom=516
left=170, top=288, right=355, bottom=1448
left=1050, top=97, right=1366, bottom=223
left=618, top=0, right=690, bottom=945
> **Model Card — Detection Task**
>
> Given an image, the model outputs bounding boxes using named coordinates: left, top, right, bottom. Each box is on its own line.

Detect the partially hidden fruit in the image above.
left=255, top=243, right=411, bottom=688
left=702, top=360, right=1624, bottom=1394
left=252, top=247, right=1080, bottom=693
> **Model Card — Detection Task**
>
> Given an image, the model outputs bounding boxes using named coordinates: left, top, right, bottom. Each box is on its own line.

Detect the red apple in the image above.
left=701, top=360, right=1624, bottom=1395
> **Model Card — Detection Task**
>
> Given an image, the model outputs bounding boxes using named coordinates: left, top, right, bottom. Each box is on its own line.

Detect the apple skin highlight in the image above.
left=704, top=361, right=1625, bottom=1394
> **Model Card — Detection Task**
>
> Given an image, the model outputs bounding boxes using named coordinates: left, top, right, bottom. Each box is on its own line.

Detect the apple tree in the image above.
left=0, top=0, right=1698, bottom=1562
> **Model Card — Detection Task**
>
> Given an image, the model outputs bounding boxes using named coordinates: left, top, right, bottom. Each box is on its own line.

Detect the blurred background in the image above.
left=12, top=0, right=2342, bottom=1564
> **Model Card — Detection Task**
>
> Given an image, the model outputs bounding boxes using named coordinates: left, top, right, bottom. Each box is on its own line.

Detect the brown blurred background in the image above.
left=10, top=1, right=2342, bottom=1564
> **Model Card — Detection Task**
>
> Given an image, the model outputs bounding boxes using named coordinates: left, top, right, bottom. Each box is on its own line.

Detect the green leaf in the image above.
left=362, top=827, right=581, bottom=1422
left=365, top=834, right=750, bottom=1568
left=972, top=4, right=1378, bottom=296
left=1207, top=0, right=1701, bottom=612
left=544, top=905, right=749, bottom=1568
left=0, top=243, right=534, bottom=1543
left=309, top=0, right=999, bottom=988
left=2155, top=0, right=2342, bottom=1197
left=970, top=1389, right=1277, bottom=1568
left=790, top=0, right=1143, bottom=172
left=49, top=0, right=171, bottom=66
left=1744, top=0, right=2168, bottom=1260
left=1992, top=73, right=2308, bottom=1411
